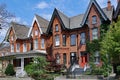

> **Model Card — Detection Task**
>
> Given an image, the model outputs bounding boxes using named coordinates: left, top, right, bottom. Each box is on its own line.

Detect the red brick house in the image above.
left=0, top=0, right=115, bottom=77
left=0, top=14, right=49, bottom=77
left=46, top=0, right=114, bottom=69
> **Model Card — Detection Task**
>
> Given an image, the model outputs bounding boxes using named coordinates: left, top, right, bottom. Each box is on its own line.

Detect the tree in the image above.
left=25, top=56, right=54, bottom=80
left=100, top=16, right=120, bottom=73
left=5, top=63, right=15, bottom=76
left=0, top=3, right=14, bottom=28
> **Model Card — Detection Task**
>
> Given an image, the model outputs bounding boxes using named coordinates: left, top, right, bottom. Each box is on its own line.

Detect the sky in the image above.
left=0, top=0, right=118, bottom=42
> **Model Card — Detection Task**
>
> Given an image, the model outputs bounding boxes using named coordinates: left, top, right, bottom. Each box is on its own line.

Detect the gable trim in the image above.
left=28, top=15, right=43, bottom=37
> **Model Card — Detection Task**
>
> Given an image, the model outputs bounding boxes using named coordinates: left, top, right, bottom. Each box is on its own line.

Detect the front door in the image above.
left=70, top=52, right=76, bottom=65
left=80, top=52, right=87, bottom=68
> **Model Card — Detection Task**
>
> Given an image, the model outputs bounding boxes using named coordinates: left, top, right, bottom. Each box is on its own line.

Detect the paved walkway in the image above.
left=0, top=77, right=34, bottom=80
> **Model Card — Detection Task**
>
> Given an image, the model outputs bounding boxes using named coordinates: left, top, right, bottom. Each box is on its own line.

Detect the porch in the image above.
left=0, top=50, right=46, bottom=77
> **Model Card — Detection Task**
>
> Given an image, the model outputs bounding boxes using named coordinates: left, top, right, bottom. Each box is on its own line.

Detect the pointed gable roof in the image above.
left=47, top=8, right=69, bottom=33
left=28, top=14, right=49, bottom=37
left=81, top=0, right=108, bottom=26
left=114, top=1, right=120, bottom=19
left=6, top=22, right=30, bottom=40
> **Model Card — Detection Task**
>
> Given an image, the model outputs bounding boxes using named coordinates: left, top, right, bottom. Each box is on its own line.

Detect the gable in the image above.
left=81, top=0, right=108, bottom=26
left=47, top=8, right=68, bottom=33
left=28, top=15, right=49, bottom=37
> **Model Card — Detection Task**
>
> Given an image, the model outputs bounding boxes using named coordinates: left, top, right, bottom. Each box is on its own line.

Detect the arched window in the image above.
left=92, top=15, right=97, bottom=24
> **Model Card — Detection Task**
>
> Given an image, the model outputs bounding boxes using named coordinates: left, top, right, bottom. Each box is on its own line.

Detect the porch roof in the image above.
left=0, top=50, right=47, bottom=59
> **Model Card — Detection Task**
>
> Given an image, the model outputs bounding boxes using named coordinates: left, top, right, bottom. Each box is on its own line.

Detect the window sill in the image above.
left=70, top=45, right=76, bottom=46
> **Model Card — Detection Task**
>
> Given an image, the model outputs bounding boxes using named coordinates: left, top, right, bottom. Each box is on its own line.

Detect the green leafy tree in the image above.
left=100, top=16, right=120, bottom=74
left=5, top=63, right=15, bottom=76
left=25, top=56, right=53, bottom=80
left=101, top=16, right=120, bottom=64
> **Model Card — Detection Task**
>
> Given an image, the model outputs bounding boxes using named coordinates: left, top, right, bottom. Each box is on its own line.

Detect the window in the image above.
left=34, top=39, right=38, bottom=49
left=11, top=36, right=13, bottom=41
left=70, top=34, right=76, bottom=46
left=92, top=28, right=98, bottom=40
left=41, top=39, right=45, bottom=49
left=80, top=33, right=86, bottom=44
left=11, top=43, right=14, bottom=52
left=63, top=53, right=67, bottom=64
left=16, top=43, right=20, bottom=52
left=62, top=35, right=66, bottom=46
left=35, top=30, right=38, bottom=36
left=55, top=35, right=60, bottom=46
left=23, top=43, right=27, bottom=52
left=92, top=16, right=97, bottom=24
left=13, top=59, right=21, bottom=67
left=55, top=24, right=59, bottom=32
left=70, top=52, right=76, bottom=65
left=56, top=53, right=60, bottom=64
left=94, top=51, right=100, bottom=64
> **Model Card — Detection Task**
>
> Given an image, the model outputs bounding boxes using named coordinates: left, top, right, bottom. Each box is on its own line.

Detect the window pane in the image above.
left=16, top=43, right=20, bottom=52
left=63, top=53, right=67, bottom=64
left=11, top=44, right=14, bottom=52
left=55, top=24, right=59, bottom=32
left=71, top=34, right=76, bottom=46
left=56, top=54, right=60, bottom=64
left=41, top=39, right=45, bottom=48
left=55, top=35, right=60, bottom=46
left=34, top=39, right=38, bottom=49
left=80, top=33, right=86, bottom=44
left=13, top=59, right=21, bottom=67
left=63, top=35, right=66, bottom=46
left=92, top=28, right=98, bottom=40
left=92, top=16, right=97, bottom=24
left=95, top=51, right=100, bottom=64
left=23, top=43, right=27, bottom=52
left=35, top=30, right=38, bottom=36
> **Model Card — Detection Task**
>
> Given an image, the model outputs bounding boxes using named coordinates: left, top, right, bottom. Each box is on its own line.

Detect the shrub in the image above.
left=5, top=63, right=15, bottom=76
left=117, top=65, right=120, bottom=75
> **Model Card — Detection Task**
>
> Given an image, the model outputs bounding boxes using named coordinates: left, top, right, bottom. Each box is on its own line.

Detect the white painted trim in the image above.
left=27, top=15, right=43, bottom=37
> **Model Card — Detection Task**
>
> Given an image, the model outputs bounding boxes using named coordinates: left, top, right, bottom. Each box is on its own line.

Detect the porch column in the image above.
left=21, top=58, right=24, bottom=71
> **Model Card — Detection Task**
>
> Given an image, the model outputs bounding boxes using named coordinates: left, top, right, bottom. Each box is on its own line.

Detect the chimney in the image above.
left=107, top=0, right=111, bottom=11
left=118, top=0, right=120, bottom=3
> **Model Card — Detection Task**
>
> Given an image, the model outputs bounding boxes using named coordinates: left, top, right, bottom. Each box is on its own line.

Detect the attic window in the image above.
left=11, top=36, right=14, bottom=41
left=35, top=30, right=38, bottom=36
left=92, top=15, right=97, bottom=24
left=55, top=24, right=59, bottom=32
